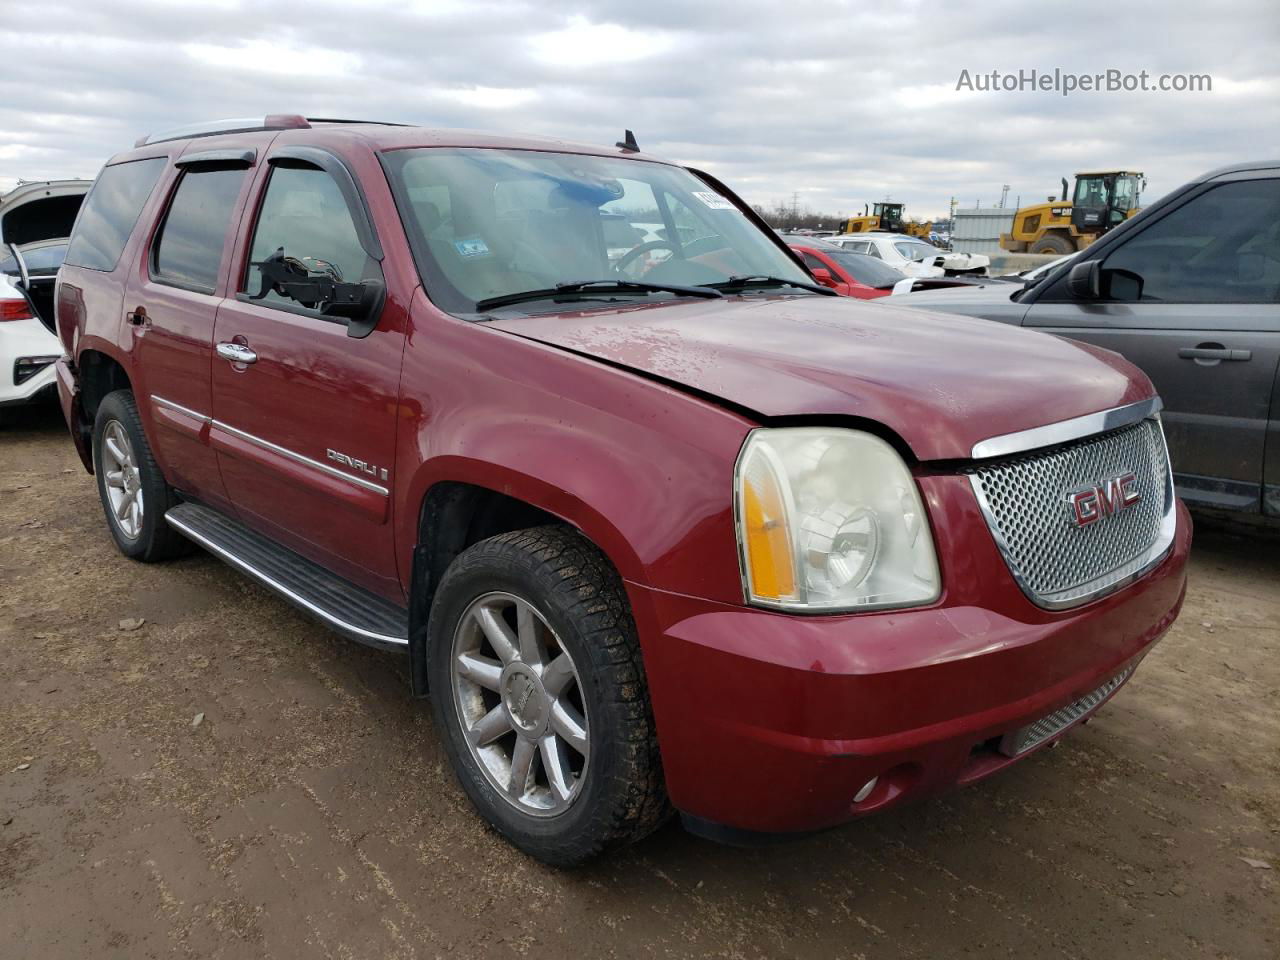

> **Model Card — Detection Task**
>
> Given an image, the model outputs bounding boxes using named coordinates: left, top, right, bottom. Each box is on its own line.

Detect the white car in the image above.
left=0, top=269, right=61, bottom=419
left=1, top=180, right=91, bottom=422
left=828, top=233, right=990, bottom=278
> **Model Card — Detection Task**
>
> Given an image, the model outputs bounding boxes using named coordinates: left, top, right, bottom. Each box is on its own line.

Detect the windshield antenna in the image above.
left=616, top=129, right=640, bottom=152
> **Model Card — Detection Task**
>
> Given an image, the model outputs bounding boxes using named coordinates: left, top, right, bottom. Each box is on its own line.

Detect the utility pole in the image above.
left=999, top=184, right=1010, bottom=208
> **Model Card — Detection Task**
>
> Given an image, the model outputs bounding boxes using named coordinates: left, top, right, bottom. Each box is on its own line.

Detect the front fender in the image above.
left=393, top=295, right=758, bottom=605
left=406, top=453, right=647, bottom=584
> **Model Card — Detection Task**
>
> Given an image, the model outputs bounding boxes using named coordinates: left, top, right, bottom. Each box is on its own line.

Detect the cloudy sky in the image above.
left=2, top=0, right=1276, bottom=220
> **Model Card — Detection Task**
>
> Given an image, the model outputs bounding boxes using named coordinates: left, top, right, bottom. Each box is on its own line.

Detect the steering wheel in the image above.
left=614, top=239, right=679, bottom=273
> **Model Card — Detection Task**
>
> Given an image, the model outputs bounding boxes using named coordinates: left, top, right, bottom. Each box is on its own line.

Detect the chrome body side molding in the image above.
left=149, top=394, right=389, bottom=496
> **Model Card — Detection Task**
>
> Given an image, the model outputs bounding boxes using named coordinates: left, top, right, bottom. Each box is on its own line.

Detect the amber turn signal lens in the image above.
left=740, top=449, right=797, bottom=602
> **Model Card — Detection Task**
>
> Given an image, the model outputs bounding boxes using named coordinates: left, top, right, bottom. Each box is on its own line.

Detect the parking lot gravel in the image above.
left=2, top=407, right=1277, bottom=959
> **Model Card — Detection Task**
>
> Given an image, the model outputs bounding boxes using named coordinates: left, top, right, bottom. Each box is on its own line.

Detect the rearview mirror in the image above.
left=1067, top=260, right=1101, bottom=300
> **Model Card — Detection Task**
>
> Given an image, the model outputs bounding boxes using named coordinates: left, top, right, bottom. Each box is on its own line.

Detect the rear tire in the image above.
left=427, top=525, right=669, bottom=866
left=92, top=390, right=190, bottom=561
left=1031, top=233, right=1075, bottom=255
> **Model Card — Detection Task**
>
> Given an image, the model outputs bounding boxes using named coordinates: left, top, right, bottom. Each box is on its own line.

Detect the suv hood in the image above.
left=488, top=296, right=1152, bottom=462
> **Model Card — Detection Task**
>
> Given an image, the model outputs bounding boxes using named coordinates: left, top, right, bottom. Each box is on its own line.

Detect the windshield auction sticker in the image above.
left=692, top=191, right=738, bottom=211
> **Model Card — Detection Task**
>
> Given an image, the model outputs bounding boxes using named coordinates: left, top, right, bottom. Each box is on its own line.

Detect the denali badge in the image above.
left=1066, top=473, right=1141, bottom=527
left=326, top=448, right=389, bottom=482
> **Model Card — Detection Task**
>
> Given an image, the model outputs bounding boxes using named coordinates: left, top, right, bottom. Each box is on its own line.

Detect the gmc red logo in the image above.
left=1066, top=473, right=1141, bottom=527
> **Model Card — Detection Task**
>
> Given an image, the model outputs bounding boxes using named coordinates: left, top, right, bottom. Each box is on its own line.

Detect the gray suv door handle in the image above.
left=216, top=342, right=258, bottom=364
left=1178, top=346, right=1251, bottom=362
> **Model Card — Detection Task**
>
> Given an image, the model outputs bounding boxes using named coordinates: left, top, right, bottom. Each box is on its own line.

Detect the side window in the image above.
left=1102, top=179, right=1280, bottom=303
left=64, top=158, right=166, bottom=272
left=152, top=167, right=247, bottom=293
left=801, top=252, right=828, bottom=272
left=243, top=164, right=371, bottom=313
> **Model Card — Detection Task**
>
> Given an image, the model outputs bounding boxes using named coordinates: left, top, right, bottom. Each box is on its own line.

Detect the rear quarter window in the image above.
left=64, top=158, right=166, bottom=272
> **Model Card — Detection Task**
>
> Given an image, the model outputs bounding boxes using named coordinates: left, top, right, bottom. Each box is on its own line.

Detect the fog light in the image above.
left=853, top=777, right=878, bottom=803
left=14, top=355, right=58, bottom=386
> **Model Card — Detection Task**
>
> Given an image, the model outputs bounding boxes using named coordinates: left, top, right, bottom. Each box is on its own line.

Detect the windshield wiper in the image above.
left=474, top=279, right=722, bottom=313
left=706, top=275, right=837, bottom=296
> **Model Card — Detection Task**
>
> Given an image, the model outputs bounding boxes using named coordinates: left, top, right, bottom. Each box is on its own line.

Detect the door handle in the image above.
left=216, top=342, right=258, bottom=364
left=126, top=307, right=149, bottom=327
left=1178, top=345, right=1251, bottom=363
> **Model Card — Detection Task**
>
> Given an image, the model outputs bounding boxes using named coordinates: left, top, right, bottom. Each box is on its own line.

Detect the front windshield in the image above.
left=826, top=250, right=906, bottom=286
left=382, top=148, right=811, bottom=313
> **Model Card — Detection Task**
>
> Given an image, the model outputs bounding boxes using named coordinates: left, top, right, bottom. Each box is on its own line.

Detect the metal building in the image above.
left=951, top=207, right=1016, bottom=255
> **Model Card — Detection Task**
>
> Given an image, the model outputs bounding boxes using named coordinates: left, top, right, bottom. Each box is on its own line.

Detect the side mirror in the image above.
left=323, top=279, right=386, bottom=338
left=810, top=267, right=837, bottom=287
left=1102, top=268, right=1143, bottom=302
left=1067, top=260, right=1101, bottom=300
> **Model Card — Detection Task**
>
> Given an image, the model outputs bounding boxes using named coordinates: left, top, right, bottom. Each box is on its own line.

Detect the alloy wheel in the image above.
left=101, top=420, right=143, bottom=540
left=450, top=591, right=589, bottom=817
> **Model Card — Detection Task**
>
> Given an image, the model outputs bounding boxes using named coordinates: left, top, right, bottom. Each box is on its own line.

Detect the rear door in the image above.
left=1025, top=174, right=1280, bottom=512
left=126, top=143, right=264, bottom=511
left=209, top=147, right=407, bottom=600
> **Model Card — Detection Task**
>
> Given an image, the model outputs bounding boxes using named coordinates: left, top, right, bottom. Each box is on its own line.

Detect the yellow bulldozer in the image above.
left=1000, top=170, right=1145, bottom=254
left=841, top=202, right=932, bottom=239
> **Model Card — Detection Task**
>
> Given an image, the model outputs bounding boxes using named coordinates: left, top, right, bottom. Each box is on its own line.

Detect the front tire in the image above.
left=92, top=389, right=189, bottom=561
left=1031, top=232, right=1075, bottom=255
left=427, top=525, right=669, bottom=866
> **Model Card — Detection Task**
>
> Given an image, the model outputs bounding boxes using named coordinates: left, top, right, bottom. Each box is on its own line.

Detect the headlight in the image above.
left=735, top=427, right=940, bottom=612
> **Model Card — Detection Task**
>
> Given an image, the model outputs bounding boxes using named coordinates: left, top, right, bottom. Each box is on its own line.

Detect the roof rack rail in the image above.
left=134, top=114, right=311, bottom=148
left=305, top=117, right=414, bottom=127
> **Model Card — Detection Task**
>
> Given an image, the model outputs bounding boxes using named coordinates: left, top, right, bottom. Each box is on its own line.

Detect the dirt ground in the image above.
left=1, top=406, right=1277, bottom=960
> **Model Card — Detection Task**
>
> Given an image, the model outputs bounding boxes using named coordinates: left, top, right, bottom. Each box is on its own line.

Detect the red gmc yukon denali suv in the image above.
left=53, top=116, right=1190, bottom=865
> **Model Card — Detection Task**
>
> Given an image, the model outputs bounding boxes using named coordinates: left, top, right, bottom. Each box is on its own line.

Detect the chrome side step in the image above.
left=165, top=502, right=408, bottom=651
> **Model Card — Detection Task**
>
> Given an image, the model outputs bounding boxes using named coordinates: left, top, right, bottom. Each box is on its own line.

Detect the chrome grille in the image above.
left=998, top=665, right=1136, bottom=756
left=969, top=418, right=1174, bottom=609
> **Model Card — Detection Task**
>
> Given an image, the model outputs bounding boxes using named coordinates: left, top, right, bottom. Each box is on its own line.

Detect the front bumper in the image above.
left=627, top=480, right=1191, bottom=836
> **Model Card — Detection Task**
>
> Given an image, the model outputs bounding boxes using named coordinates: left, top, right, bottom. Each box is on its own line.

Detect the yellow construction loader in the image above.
left=841, top=202, right=932, bottom=238
left=1000, top=170, right=1144, bottom=254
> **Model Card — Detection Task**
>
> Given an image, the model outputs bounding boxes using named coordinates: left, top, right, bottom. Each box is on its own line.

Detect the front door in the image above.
left=1026, top=174, right=1280, bottom=512
left=210, top=154, right=407, bottom=600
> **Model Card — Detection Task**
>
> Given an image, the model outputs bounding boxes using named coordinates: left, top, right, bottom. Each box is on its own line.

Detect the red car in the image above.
left=789, top=240, right=900, bottom=298
left=55, top=116, right=1189, bottom=865
left=788, top=239, right=977, bottom=299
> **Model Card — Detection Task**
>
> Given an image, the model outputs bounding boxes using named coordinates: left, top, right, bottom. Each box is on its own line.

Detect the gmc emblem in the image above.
left=1066, top=473, right=1141, bottom=527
